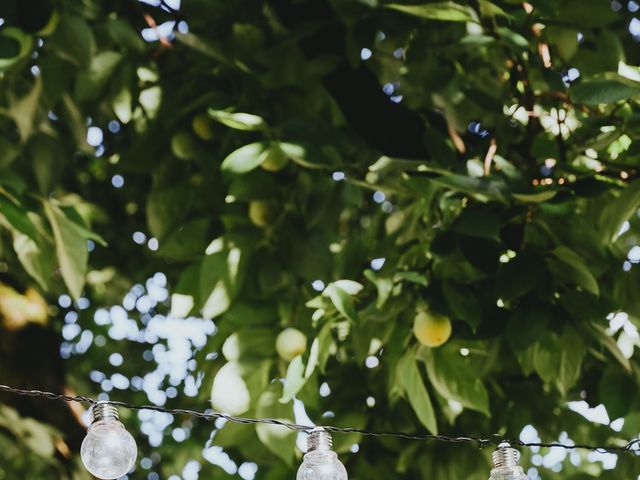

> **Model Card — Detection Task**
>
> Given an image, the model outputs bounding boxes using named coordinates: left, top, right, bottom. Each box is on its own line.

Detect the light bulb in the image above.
left=81, top=402, right=137, bottom=479
left=297, top=427, right=348, bottom=480
left=488, top=442, right=529, bottom=480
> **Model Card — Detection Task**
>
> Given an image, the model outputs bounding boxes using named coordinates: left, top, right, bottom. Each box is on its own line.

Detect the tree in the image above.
left=0, top=0, right=640, bottom=478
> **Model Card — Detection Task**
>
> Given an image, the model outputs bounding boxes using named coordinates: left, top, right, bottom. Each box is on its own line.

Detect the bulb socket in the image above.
left=89, top=401, right=119, bottom=424
left=492, top=442, right=520, bottom=468
left=307, top=427, right=333, bottom=452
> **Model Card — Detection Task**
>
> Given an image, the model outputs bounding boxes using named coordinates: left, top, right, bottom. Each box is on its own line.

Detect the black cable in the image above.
left=1, top=384, right=638, bottom=455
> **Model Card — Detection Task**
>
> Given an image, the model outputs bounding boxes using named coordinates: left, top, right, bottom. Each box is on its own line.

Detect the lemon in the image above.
left=248, top=200, right=278, bottom=228
left=275, top=327, right=307, bottom=361
left=413, top=310, right=452, bottom=347
left=191, top=113, right=216, bottom=141
left=171, top=131, right=196, bottom=160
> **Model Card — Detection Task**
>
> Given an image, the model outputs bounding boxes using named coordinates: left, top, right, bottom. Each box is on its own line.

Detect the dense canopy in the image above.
left=1, top=0, right=640, bottom=478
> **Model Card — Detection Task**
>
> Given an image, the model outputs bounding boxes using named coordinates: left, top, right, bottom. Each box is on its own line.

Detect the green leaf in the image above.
left=422, top=346, right=490, bottom=416
left=364, top=270, right=393, bottom=308
left=315, top=321, right=334, bottom=373
left=478, top=0, right=511, bottom=18
left=398, top=352, right=438, bottom=434
left=146, top=183, right=192, bottom=240
left=532, top=329, right=585, bottom=395
left=199, top=235, right=250, bottom=319
left=442, top=280, right=481, bottom=329
left=176, top=32, right=250, bottom=72
left=571, top=78, right=640, bottom=106
left=506, top=302, right=551, bottom=351
left=496, top=252, right=546, bottom=301
left=49, top=15, right=95, bottom=68
left=208, top=109, right=266, bottom=131
left=156, top=217, right=210, bottom=260
left=599, top=366, right=635, bottom=419
left=323, top=283, right=358, bottom=322
left=431, top=174, right=508, bottom=201
left=279, top=142, right=327, bottom=170
left=512, top=191, right=558, bottom=203
left=453, top=207, right=501, bottom=240
left=598, top=180, right=640, bottom=242
left=221, top=142, right=269, bottom=175
left=0, top=193, right=37, bottom=240
left=546, top=246, right=599, bottom=296
left=576, top=321, right=631, bottom=374
left=386, top=2, right=478, bottom=22
left=331, top=279, right=363, bottom=295
left=280, top=355, right=306, bottom=403
left=7, top=76, right=42, bottom=142
left=256, top=384, right=297, bottom=465
left=43, top=201, right=89, bottom=299
left=0, top=28, right=34, bottom=73
left=75, top=51, right=122, bottom=102
left=12, top=232, right=54, bottom=291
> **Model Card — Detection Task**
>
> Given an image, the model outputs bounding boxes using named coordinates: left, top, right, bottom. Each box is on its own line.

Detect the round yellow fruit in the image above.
left=276, top=327, right=307, bottom=361
left=413, top=310, right=452, bottom=347
left=171, top=131, right=196, bottom=160
left=191, top=113, right=216, bottom=141
left=260, top=146, right=289, bottom=172
left=248, top=200, right=278, bottom=228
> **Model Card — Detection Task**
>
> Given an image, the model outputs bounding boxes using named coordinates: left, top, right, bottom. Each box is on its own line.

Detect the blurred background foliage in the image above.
left=1, top=0, right=640, bottom=478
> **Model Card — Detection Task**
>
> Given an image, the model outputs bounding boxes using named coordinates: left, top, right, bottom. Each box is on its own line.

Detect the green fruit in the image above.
left=276, top=328, right=307, bottom=361
left=260, top=146, right=289, bottom=172
left=248, top=200, right=278, bottom=228
left=413, top=310, right=452, bottom=347
left=171, top=131, right=197, bottom=160
left=191, top=113, right=216, bottom=141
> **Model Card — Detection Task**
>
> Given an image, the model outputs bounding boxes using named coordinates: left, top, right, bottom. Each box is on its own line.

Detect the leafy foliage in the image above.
left=1, top=0, right=640, bottom=479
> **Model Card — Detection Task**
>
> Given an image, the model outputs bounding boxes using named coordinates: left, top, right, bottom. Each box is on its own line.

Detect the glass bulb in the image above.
left=488, top=442, right=529, bottom=480
left=297, top=427, right=348, bottom=480
left=81, top=402, right=137, bottom=480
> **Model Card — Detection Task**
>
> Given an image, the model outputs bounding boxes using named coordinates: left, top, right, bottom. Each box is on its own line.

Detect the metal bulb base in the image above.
left=307, top=427, right=333, bottom=452
left=297, top=427, right=348, bottom=480
left=489, top=442, right=529, bottom=480
left=90, top=401, right=119, bottom=424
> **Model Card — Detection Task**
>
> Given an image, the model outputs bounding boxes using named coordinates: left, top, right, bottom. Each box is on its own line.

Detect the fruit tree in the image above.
left=1, top=0, right=640, bottom=478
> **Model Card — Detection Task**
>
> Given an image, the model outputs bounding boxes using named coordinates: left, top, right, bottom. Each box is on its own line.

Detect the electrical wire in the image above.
left=1, top=383, right=639, bottom=455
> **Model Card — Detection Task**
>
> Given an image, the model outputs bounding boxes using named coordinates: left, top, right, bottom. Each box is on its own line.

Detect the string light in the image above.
left=489, top=442, right=529, bottom=480
left=297, top=427, right=348, bottom=480
left=1, top=383, right=640, bottom=479
left=81, top=402, right=138, bottom=479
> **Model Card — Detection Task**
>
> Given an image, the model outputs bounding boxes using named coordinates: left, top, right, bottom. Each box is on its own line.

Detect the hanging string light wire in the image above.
left=1, top=383, right=639, bottom=455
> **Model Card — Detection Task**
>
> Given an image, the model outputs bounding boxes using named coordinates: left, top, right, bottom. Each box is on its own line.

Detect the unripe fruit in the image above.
left=171, top=131, right=197, bottom=160
left=260, top=146, right=289, bottom=172
left=210, top=362, right=251, bottom=415
left=276, top=328, right=307, bottom=361
left=248, top=200, right=278, bottom=228
left=192, top=113, right=216, bottom=141
left=413, top=310, right=452, bottom=347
